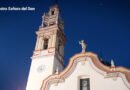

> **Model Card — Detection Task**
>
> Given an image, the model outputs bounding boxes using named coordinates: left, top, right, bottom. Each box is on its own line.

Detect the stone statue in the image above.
left=79, top=40, right=87, bottom=53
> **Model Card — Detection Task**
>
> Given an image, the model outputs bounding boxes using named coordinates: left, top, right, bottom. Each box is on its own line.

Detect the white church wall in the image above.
left=26, top=55, right=55, bottom=90
left=48, top=56, right=130, bottom=90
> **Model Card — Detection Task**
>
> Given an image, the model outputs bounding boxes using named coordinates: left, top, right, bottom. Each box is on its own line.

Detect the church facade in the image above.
left=26, top=3, right=130, bottom=90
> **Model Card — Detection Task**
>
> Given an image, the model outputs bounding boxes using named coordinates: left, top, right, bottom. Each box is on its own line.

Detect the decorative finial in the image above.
left=79, top=40, right=87, bottom=53
left=40, top=14, right=45, bottom=28
left=39, top=20, right=44, bottom=28
left=111, top=59, right=116, bottom=71
left=111, top=59, right=115, bottom=67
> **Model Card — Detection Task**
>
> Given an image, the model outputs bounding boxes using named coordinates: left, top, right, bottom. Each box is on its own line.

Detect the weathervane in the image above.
left=79, top=40, right=87, bottom=53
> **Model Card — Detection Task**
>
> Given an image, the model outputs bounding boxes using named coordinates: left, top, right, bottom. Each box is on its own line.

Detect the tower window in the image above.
left=49, top=22, right=55, bottom=26
left=43, top=38, right=49, bottom=50
left=80, top=78, right=90, bottom=90
left=51, top=10, right=55, bottom=15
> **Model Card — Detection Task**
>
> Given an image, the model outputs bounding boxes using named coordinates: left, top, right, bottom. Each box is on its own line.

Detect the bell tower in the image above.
left=26, top=3, right=65, bottom=90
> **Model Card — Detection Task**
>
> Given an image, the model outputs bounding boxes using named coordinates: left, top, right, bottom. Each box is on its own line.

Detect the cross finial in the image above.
left=79, top=40, right=87, bottom=53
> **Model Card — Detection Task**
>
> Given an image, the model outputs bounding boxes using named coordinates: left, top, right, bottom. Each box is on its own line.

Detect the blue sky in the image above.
left=0, top=0, right=130, bottom=90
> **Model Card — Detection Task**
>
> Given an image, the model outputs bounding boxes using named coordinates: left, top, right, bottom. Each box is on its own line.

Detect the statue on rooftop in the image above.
left=79, top=40, right=87, bottom=53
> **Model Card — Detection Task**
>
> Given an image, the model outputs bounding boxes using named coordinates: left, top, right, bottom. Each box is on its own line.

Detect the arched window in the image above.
left=51, top=10, right=55, bottom=15
left=43, top=38, right=49, bottom=50
left=80, top=78, right=90, bottom=90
